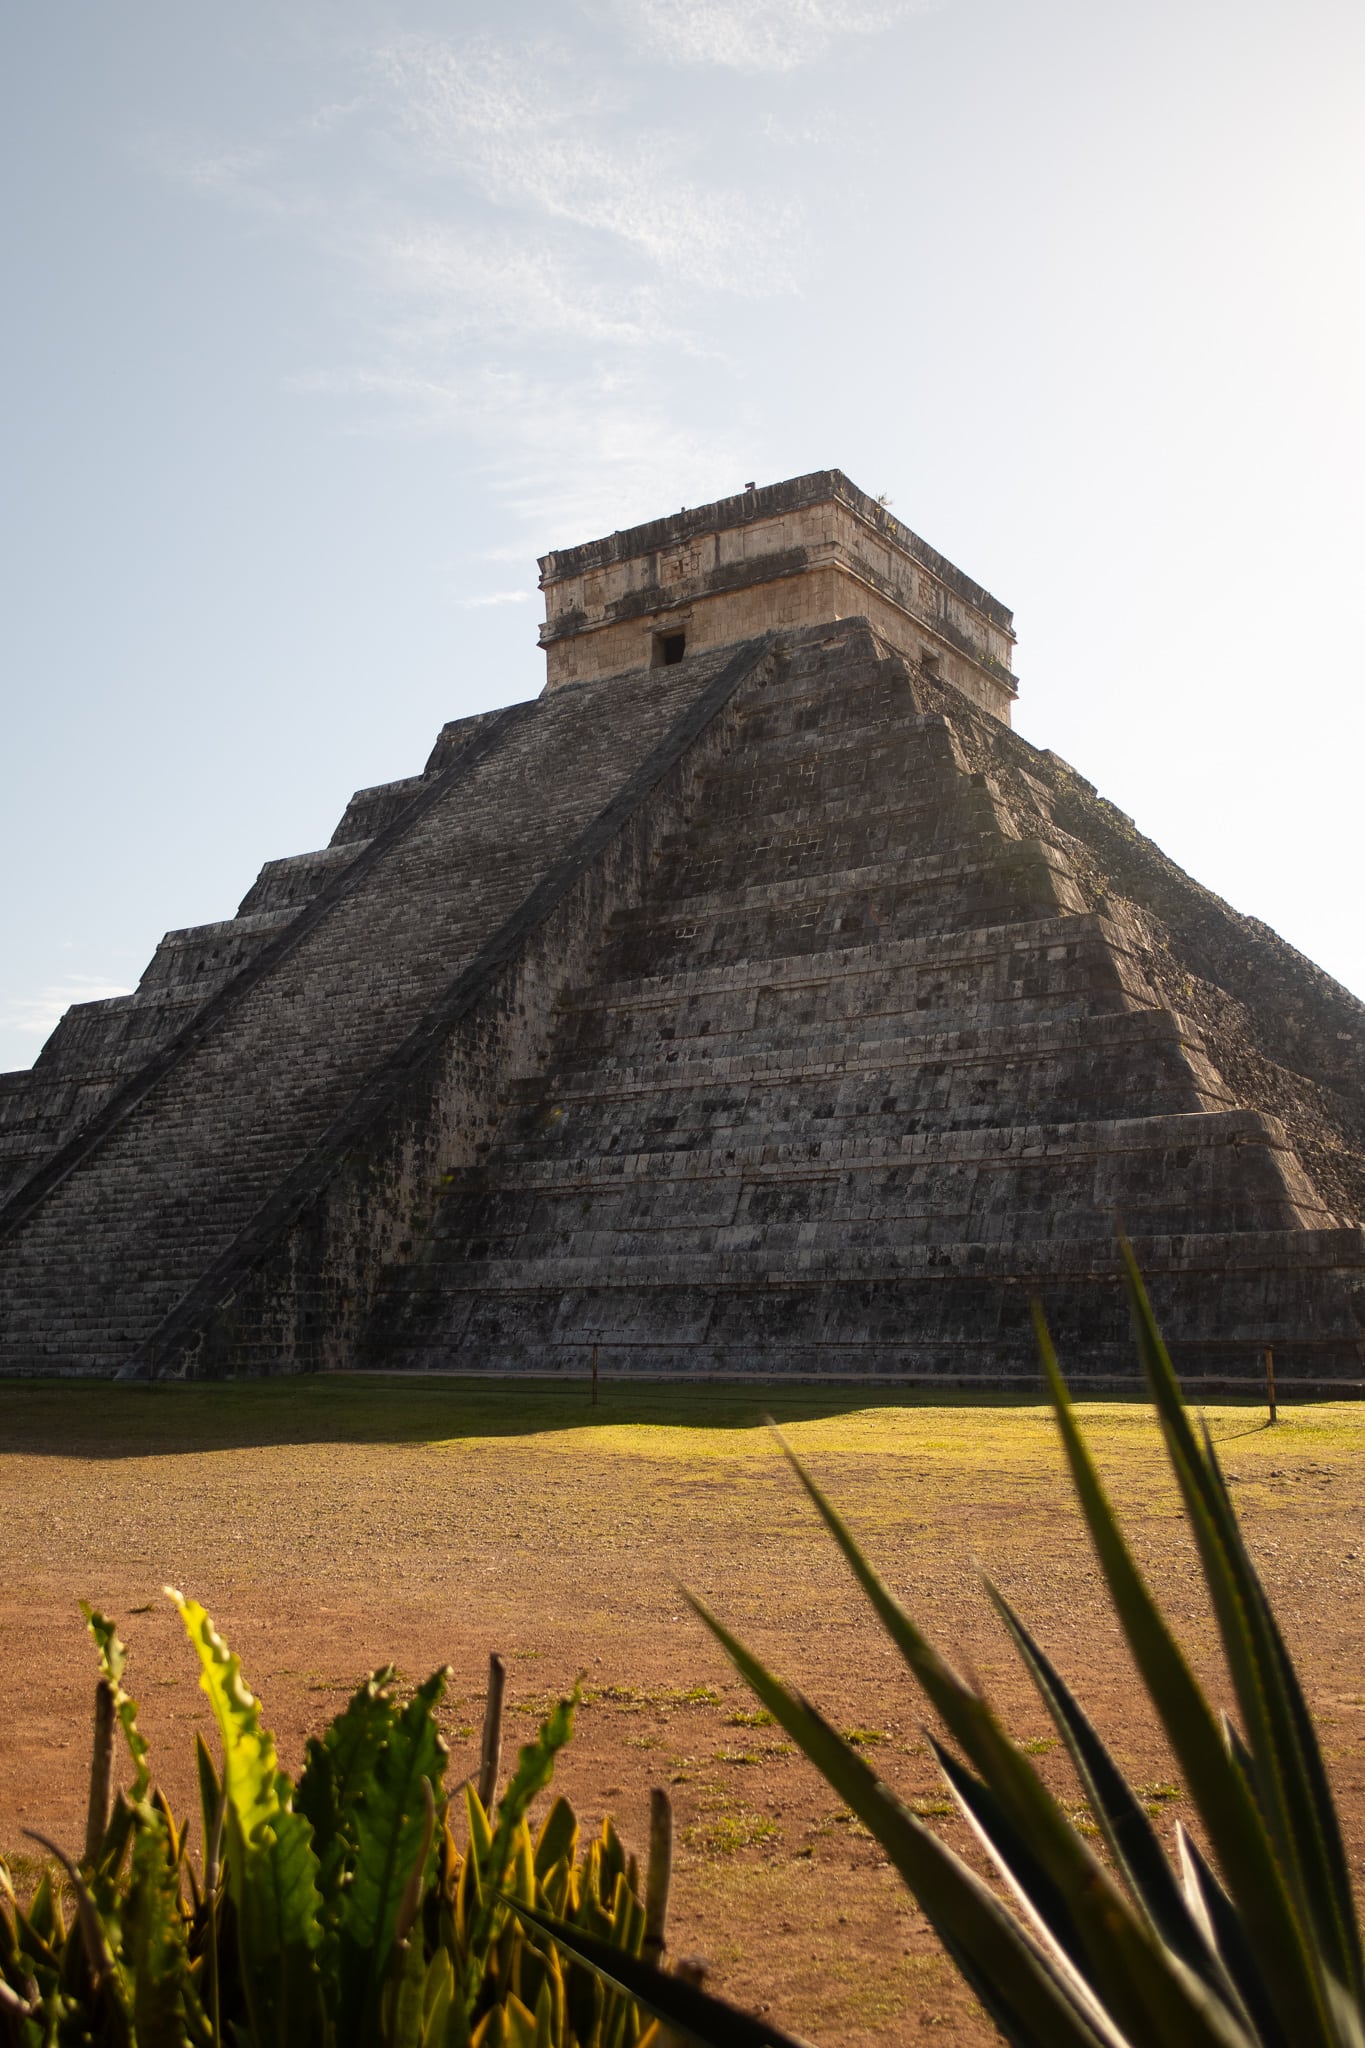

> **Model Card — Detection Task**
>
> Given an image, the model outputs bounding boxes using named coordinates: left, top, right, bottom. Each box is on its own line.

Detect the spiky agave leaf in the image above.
left=657, top=1279, right=1365, bottom=2048
left=749, top=1435, right=1255, bottom=2048
left=1033, top=1297, right=1345, bottom=2046
left=1174, top=1826, right=1287, bottom=2048
left=981, top=1578, right=1256, bottom=2024
left=683, top=1589, right=1127, bottom=2048
left=1118, top=1246, right=1364, bottom=2013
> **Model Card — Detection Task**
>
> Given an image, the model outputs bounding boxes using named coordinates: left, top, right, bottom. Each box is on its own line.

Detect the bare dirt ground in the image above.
left=2, top=1375, right=1364, bottom=2044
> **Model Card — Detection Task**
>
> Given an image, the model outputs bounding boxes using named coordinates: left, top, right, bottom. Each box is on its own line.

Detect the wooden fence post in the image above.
left=478, top=1652, right=506, bottom=1812
left=644, top=1787, right=673, bottom=1968
left=84, top=1679, right=116, bottom=1864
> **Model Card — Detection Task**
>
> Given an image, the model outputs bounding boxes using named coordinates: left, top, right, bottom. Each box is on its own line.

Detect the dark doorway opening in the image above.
left=655, top=631, right=687, bottom=667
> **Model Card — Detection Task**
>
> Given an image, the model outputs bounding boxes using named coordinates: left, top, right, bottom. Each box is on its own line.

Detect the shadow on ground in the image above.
left=0, top=1370, right=1275, bottom=1461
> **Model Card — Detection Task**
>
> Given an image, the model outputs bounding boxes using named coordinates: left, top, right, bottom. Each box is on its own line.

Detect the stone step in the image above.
left=732, top=646, right=903, bottom=705
left=537, top=1004, right=1205, bottom=1095
left=712, top=698, right=959, bottom=755
left=615, top=845, right=1045, bottom=928
left=488, top=1090, right=1230, bottom=1178
left=506, top=1033, right=1220, bottom=1149
left=694, top=736, right=963, bottom=819
left=596, top=845, right=1087, bottom=980
left=726, top=678, right=909, bottom=745
left=385, top=1222, right=1365, bottom=1297
left=556, top=978, right=1162, bottom=1073
left=486, top=1079, right=1222, bottom=1156
left=364, top=1227, right=1365, bottom=1380
left=425, top=1157, right=1318, bottom=1261
left=559, top=915, right=1157, bottom=1029
left=445, top=1104, right=1308, bottom=1186
left=644, top=803, right=1011, bottom=899
left=236, top=839, right=370, bottom=918
left=424, top=1126, right=1307, bottom=1254
left=694, top=717, right=935, bottom=790
left=362, top=1342, right=1362, bottom=1382
left=658, top=775, right=1000, bottom=859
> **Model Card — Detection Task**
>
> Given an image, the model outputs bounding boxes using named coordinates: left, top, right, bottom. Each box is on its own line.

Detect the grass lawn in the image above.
left=4, top=1375, right=1364, bottom=2045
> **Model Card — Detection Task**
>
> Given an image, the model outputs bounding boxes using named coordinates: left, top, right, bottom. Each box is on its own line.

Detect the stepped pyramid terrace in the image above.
left=2, top=470, right=1363, bottom=1384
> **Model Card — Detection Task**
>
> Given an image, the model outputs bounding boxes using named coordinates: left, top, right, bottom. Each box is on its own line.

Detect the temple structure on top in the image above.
left=538, top=470, right=1017, bottom=722
left=1, top=471, right=1361, bottom=1386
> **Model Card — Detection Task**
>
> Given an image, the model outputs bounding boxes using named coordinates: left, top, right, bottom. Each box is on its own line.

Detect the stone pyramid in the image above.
left=2, top=472, right=1362, bottom=1384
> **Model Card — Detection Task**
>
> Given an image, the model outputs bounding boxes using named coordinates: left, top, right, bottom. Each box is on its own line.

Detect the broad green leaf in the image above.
left=518, top=1824, right=540, bottom=1907
left=28, top=1824, right=135, bottom=2039
left=533, top=1977, right=554, bottom=2048
left=337, top=1666, right=449, bottom=2048
left=125, top=1803, right=190, bottom=2048
left=82, top=1604, right=151, bottom=1801
left=501, top=1995, right=538, bottom=2048
left=168, top=1588, right=326, bottom=2048
left=533, top=1799, right=577, bottom=1884
left=389, top=1920, right=428, bottom=2048
left=18, top=1867, right=62, bottom=1956
left=422, top=1947, right=456, bottom=2047
left=195, top=1732, right=222, bottom=1888
left=465, top=1784, right=494, bottom=1870
left=296, top=1667, right=400, bottom=1906
left=491, top=1696, right=577, bottom=1858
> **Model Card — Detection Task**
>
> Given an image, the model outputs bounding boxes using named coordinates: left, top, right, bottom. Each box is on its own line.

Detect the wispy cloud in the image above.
left=374, top=35, right=796, bottom=293
left=372, top=226, right=689, bottom=352
left=470, top=379, right=755, bottom=546
left=142, top=15, right=838, bottom=533
left=611, top=0, right=925, bottom=73
left=177, top=140, right=279, bottom=196
left=136, top=129, right=332, bottom=223
left=0, top=978, right=133, bottom=1041
left=293, top=358, right=751, bottom=540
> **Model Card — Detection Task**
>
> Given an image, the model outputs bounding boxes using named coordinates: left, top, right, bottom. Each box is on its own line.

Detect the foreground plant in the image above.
left=0, top=1598, right=659, bottom=2048
left=530, top=1251, right=1364, bottom=2048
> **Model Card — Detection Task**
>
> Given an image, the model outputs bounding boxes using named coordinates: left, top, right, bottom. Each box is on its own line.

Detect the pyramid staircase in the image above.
left=364, top=624, right=1365, bottom=1380
left=0, top=650, right=752, bottom=1374
left=2, top=618, right=1361, bottom=1383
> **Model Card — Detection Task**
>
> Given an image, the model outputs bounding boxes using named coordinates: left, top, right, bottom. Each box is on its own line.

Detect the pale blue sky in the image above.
left=3, top=0, right=1363, bottom=1070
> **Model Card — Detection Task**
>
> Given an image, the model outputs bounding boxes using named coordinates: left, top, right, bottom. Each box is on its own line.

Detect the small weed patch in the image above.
left=686, top=1809, right=782, bottom=1856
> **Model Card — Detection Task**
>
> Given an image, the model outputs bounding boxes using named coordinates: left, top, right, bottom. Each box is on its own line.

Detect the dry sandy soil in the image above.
left=2, top=1374, right=1363, bottom=2044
